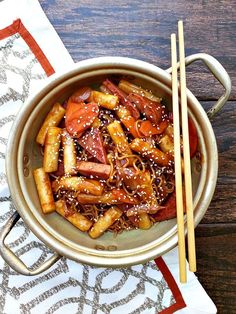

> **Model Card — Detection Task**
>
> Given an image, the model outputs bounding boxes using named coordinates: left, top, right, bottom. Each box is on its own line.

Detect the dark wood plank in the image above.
left=196, top=224, right=236, bottom=314
left=200, top=101, right=236, bottom=224
left=39, top=0, right=236, bottom=100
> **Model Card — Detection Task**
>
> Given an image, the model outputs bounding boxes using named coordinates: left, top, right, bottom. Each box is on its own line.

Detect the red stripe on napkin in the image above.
left=0, top=19, right=55, bottom=76
left=155, top=257, right=186, bottom=313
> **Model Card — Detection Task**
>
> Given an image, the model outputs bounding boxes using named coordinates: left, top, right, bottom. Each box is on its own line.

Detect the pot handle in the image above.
left=0, top=211, right=61, bottom=276
left=166, top=53, right=231, bottom=119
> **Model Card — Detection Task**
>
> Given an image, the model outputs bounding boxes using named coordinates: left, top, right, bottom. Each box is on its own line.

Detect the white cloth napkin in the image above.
left=0, top=0, right=217, bottom=313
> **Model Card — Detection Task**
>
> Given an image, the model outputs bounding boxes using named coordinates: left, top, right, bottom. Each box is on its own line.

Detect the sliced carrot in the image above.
left=139, top=120, right=168, bottom=137
left=120, top=116, right=140, bottom=138
left=139, top=120, right=159, bottom=136
left=65, top=99, right=99, bottom=137
left=155, top=120, right=169, bottom=134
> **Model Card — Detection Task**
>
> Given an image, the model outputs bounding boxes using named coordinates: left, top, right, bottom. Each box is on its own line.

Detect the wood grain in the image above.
left=196, top=224, right=236, bottom=314
left=200, top=101, right=236, bottom=224
left=39, top=0, right=236, bottom=100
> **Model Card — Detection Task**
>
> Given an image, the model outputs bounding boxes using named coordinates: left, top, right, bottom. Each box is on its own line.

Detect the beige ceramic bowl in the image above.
left=0, top=54, right=231, bottom=275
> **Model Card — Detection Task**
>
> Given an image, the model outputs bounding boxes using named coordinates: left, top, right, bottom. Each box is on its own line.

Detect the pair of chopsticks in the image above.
left=171, top=21, right=196, bottom=283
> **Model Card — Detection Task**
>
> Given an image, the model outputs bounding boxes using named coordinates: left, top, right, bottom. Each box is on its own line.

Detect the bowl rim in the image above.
left=6, top=56, right=218, bottom=266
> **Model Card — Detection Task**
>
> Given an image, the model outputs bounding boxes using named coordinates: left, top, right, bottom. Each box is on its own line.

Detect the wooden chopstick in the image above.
left=178, top=20, right=197, bottom=272
left=171, top=33, right=187, bottom=283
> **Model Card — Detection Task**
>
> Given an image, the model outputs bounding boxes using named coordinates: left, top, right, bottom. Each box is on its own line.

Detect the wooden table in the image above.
left=39, top=1, right=236, bottom=312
